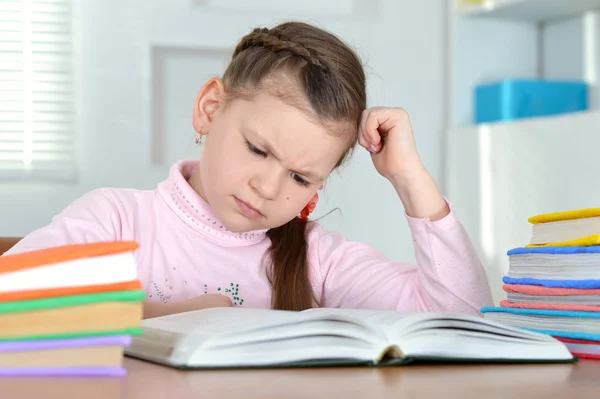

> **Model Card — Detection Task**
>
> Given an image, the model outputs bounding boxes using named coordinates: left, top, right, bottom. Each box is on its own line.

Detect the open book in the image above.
left=125, top=307, right=574, bottom=368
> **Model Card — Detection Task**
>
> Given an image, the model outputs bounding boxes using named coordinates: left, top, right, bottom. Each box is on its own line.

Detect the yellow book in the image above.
left=527, top=208, right=600, bottom=246
left=459, top=0, right=484, bottom=5
left=529, top=208, right=600, bottom=224
left=526, top=234, right=600, bottom=248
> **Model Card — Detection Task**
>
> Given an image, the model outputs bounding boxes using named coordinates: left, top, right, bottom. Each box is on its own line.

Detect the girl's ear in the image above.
left=192, top=78, right=225, bottom=134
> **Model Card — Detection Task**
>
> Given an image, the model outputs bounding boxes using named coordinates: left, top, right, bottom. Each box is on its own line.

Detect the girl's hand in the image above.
left=143, top=294, right=232, bottom=319
left=358, top=107, right=423, bottom=180
left=176, top=294, right=233, bottom=312
left=358, top=107, right=449, bottom=221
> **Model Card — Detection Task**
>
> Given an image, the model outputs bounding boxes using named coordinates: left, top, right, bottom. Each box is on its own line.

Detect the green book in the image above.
left=0, top=290, right=145, bottom=314
left=125, top=307, right=576, bottom=369
left=0, top=327, right=143, bottom=342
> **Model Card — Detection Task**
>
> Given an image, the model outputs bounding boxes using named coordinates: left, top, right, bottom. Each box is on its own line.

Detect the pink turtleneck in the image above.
left=5, top=160, right=493, bottom=314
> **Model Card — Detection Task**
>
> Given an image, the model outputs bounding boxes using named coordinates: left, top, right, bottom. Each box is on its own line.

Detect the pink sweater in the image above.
left=6, top=160, right=493, bottom=314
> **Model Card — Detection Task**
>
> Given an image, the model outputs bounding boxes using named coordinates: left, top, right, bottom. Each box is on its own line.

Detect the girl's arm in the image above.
left=310, top=202, right=493, bottom=315
left=310, top=107, right=493, bottom=315
left=143, top=294, right=232, bottom=319
left=4, top=190, right=233, bottom=318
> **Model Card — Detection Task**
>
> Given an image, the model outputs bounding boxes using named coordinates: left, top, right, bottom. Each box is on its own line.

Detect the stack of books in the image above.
left=482, top=208, right=600, bottom=360
left=0, top=241, right=145, bottom=376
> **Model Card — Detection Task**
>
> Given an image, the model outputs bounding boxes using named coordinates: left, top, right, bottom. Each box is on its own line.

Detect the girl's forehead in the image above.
left=233, top=75, right=353, bottom=132
left=233, top=94, right=351, bottom=171
left=236, top=92, right=354, bottom=138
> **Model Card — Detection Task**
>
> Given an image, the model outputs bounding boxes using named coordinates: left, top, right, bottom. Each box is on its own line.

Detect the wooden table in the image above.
left=0, top=357, right=598, bottom=398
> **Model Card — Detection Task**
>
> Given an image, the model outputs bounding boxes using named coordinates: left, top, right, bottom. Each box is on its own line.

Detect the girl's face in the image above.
left=189, top=80, right=349, bottom=233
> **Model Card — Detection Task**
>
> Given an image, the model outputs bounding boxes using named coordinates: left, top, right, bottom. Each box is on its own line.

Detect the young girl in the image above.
left=5, top=22, right=493, bottom=318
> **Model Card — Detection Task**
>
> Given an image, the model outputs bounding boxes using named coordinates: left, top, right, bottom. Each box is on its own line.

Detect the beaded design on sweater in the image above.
left=161, top=161, right=268, bottom=246
left=171, top=181, right=265, bottom=241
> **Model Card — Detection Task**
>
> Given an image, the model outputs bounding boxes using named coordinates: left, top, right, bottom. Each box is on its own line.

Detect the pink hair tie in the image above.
left=300, top=185, right=323, bottom=220
left=300, top=192, right=319, bottom=220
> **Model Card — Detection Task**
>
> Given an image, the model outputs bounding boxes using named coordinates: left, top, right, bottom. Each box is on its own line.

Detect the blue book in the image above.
left=507, top=246, right=600, bottom=256
left=502, top=276, right=600, bottom=289
left=505, top=246, right=600, bottom=282
left=481, top=307, right=600, bottom=341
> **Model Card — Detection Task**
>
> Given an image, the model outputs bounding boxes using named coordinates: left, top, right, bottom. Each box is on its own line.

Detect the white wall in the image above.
left=448, top=17, right=539, bottom=127
left=449, top=9, right=600, bottom=127
left=542, top=12, right=600, bottom=109
left=543, top=16, right=585, bottom=80
left=0, top=0, right=447, bottom=267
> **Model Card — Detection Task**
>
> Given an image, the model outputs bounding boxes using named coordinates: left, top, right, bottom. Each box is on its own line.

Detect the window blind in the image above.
left=0, top=0, right=75, bottom=180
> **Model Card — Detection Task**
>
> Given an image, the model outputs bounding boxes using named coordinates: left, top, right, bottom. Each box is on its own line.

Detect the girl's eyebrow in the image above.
left=264, top=141, right=325, bottom=181
left=246, top=128, right=325, bottom=182
left=294, top=168, right=325, bottom=182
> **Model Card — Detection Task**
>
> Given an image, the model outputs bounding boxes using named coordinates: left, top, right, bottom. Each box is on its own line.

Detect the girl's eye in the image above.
left=246, top=141, right=267, bottom=157
left=291, top=172, right=310, bottom=187
left=245, top=140, right=310, bottom=187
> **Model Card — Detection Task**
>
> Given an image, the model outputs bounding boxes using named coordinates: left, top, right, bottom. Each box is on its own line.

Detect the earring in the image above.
left=195, top=133, right=204, bottom=145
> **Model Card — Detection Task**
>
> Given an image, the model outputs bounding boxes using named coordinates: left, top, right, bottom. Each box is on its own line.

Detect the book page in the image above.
left=189, top=335, right=382, bottom=368
left=303, top=308, right=560, bottom=345
left=140, top=307, right=305, bottom=336
left=140, top=307, right=383, bottom=346
left=302, top=308, right=412, bottom=331
left=302, top=310, right=573, bottom=362
left=397, top=329, right=573, bottom=361
left=0, top=252, right=136, bottom=293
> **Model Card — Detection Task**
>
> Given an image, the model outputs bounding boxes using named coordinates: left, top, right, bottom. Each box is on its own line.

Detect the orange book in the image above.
left=0, top=241, right=140, bottom=295
left=0, top=241, right=139, bottom=273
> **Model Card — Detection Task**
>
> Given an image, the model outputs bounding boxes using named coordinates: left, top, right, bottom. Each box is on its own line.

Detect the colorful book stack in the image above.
left=482, top=208, right=600, bottom=360
left=0, top=241, right=145, bottom=376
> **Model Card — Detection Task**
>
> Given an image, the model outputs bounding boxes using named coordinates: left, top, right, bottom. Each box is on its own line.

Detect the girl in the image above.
left=5, top=22, right=493, bottom=318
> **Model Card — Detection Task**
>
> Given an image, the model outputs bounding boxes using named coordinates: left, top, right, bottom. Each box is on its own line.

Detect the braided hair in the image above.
left=233, top=27, right=324, bottom=67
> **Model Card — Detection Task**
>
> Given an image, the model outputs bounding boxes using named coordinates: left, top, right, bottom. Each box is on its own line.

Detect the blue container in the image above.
left=475, top=79, right=588, bottom=124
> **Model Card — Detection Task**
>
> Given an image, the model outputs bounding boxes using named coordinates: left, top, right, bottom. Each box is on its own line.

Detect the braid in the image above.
left=233, top=27, right=323, bottom=68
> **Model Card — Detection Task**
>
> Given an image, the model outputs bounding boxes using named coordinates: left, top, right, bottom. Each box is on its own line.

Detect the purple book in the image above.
left=0, top=367, right=126, bottom=377
left=0, top=335, right=131, bottom=352
left=0, top=336, right=131, bottom=377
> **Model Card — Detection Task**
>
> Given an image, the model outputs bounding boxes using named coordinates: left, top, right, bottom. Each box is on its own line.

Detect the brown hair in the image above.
left=222, top=22, right=366, bottom=311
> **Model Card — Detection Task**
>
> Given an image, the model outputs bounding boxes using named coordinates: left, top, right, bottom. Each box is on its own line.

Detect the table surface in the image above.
left=0, top=357, right=599, bottom=399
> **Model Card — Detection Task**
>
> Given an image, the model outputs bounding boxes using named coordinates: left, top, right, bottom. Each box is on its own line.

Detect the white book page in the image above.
left=139, top=307, right=382, bottom=348
left=0, top=252, right=137, bottom=292
left=531, top=217, right=600, bottom=244
left=398, top=330, right=572, bottom=361
left=140, top=307, right=306, bottom=337
left=304, top=309, right=559, bottom=348
left=135, top=307, right=386, bottom=366
left=302, top=308, right=418, bottom=344
left=131, top=308, right=308, bottom=364
left=386, top=313, right=569, bottom=360
left=391, top=313, right=559, bottom=342
left=190, top=335, right=382, bottom=367
left=303, top=308, right=412, bottom=330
